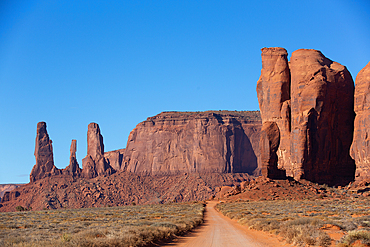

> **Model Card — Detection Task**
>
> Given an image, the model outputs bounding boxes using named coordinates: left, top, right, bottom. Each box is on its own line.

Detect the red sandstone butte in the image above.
left=257, top=47, right=355, bottom=186
left=351, top=62, right=370, bottom=180
left=30, top=122, right=60, bottom=182
left=82, top=123, right=113, bottom=178
left=289, top=49, right=355, bottom=185
left=123, top=111, right=261, bottom=175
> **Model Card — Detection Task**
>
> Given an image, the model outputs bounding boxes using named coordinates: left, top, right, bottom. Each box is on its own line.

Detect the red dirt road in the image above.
left=160, top=201, right=291, bottom=247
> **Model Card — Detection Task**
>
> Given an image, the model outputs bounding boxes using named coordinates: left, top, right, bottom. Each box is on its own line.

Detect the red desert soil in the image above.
left=159, top=201, right=293, bottom=247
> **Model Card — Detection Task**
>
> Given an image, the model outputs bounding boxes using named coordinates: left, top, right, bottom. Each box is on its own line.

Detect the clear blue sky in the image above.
left=1, top=0, right=369, bottom=184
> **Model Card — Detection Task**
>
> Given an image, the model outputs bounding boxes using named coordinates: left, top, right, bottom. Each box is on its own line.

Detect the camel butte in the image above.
left=1, top=48, right=370, bottom=212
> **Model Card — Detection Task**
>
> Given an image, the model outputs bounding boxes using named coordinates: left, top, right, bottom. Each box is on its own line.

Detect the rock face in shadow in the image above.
left=104, top=149, right=124, bottom=171
left=1, top=190, right=21, bottom=203
left=123, top=111, right=261, bottom=175
left=257, top=47, right=356, bottom=186
left=0, top=184, right=22, bottom=202
left=30, top=122, right=60, bottom=182
left=82, top=123, right=113, bottom=178
left=63, top=140, right=81, bottom=177
left=351, top=62, right=370, bottom=180
left=260, top=121, right=285, bottom=179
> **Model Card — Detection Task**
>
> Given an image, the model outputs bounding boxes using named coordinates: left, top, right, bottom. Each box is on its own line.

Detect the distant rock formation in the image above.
left=63, top=140, right=81, bottom=177
left=0, top=184, right=22, bottom=202
left=123, top=111, right=261, bottom=175
left=1, top=172, right=253, bottom=211
left=82, top=123, right=113, bottom=178
left=28, top=113, right=261, bottom=182
left=257, top=48, right=356, bottom=186
left=104, top=149, right=124, bottom=171
left=1, top=190, right=21, bottom=203
left=30, top=122, right=60, bottom=182
left=351, top=62, right=370, bottom=180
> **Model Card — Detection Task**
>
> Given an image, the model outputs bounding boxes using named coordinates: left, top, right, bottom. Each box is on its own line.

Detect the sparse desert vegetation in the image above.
left=215, top=198, right=370, bottom=247
left=0, top=202, right=204, bottom=247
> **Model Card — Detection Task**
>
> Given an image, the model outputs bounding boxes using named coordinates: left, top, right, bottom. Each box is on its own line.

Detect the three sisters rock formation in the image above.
left=29, top=47, right=370, bottom=187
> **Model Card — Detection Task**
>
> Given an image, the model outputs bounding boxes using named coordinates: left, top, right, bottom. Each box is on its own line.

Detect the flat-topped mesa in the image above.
left=351, top=62, right=370, bottom=180
left=30, top=122, right=60, bottom=182
left=289, top=49, right=355, bottom=185
left=257, top=47, right=356, bottom=186
left=122, top=111, right=262, bottom=175
left=63, top=139, right=81, bottom=177
left=256, top=47, right=290, bottom=179
left=82, top=123, right=114, bottom=179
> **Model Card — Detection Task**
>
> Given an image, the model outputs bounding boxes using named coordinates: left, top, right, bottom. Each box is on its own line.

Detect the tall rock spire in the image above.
left=30, top=122, right=60, bottom=182
left=63, top=139, right=81, bottom=177
left=82, top=123, right=113, bottom=178
left=256, top=47, right=290, bottom=179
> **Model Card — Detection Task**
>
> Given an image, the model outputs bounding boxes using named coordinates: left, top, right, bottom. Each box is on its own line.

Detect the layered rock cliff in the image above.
left=123, top=111, right=261, bottom=175
left=257, top=47, right=356, bottom=186
left=351, top=62, right=370, bottom=180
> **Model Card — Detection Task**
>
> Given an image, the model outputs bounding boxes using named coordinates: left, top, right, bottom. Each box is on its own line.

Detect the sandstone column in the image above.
left=350, top=62, right=370, bottom=180
left=64, top=139, right=81, bottom=177
left=256, top=47, right=290, bottom=178
left=30, top=122, right=60, bottom=182
left=82, top=123, right=113, bottom=178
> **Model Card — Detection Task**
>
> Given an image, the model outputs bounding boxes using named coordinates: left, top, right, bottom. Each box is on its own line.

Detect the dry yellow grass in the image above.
left=216, top=198, right=370, bottom=247
left=0, top=202, right=204, bottom=247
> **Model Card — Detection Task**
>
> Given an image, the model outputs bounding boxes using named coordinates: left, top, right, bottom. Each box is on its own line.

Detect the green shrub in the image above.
left=15, top=205, right=25, bottom=211
left=61, top=233, right=71, bottom=242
